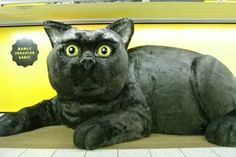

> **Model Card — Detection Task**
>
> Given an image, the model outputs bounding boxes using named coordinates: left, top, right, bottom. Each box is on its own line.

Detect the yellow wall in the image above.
left=1, top=24, right=236, bottom=112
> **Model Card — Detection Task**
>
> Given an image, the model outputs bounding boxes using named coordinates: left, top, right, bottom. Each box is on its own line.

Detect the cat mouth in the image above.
left=78, top=87, right=106, bottom=96
left=82, top=87, right=97, bottom=92
left=73, top=78, right=106, bottom=96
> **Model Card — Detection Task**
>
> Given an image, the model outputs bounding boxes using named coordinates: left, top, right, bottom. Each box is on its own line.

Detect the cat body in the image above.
left=1, top=18, right=236, bottom=150
left=129, top=46, right=206, bottom=134
left=128, top=45, right=236, bottom=134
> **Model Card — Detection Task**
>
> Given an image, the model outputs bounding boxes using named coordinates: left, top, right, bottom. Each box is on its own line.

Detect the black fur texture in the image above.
left=1, top=18, right=236, bottom=149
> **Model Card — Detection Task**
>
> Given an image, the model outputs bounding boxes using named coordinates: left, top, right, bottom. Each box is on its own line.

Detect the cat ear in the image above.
left=44, top=21, right=72, bottom=47
left=106, top=18, right=134, bottom=48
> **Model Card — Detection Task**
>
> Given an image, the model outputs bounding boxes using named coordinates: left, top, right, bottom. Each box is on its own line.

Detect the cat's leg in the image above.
left=0, top=98, right=61, bottom=136
left=73, top=82, right=152, bottom=150
left=190, top=55, right=236, bottom=146
left=206, top=109, right=236, bottom=146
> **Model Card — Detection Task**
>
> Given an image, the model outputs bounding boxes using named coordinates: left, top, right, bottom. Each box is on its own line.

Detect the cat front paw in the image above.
left=0, top=113, right=22, bottom=136
left=73, top=119, right=111, bottom=150
left=205, top=115, right=236, bottom=146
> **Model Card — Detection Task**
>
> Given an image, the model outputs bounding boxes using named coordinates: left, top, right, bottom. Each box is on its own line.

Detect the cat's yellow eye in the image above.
left=65, top=45, right=80, bottom=57
left=97, top=45, right=112, bottom=58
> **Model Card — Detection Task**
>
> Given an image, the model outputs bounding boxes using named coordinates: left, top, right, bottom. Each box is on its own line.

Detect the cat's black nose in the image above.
left=80, top=57, right=96, bottom=71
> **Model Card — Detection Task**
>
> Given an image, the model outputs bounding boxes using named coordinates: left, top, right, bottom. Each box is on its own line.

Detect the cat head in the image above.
left=44, top=18, right=134, bottom=101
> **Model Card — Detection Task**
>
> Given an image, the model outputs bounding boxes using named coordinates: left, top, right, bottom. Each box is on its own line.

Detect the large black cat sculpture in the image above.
left=1, top=18, right=236, bottom=150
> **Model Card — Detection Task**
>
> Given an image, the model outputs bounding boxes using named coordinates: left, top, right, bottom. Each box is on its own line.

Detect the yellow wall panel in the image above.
left=1, top=24, right=236, bottom=112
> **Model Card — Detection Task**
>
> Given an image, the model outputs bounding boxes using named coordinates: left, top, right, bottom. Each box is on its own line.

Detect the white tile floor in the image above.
left=1, top=114, right=236, bottom=157
left=1, top=148, right=236, bottom=157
